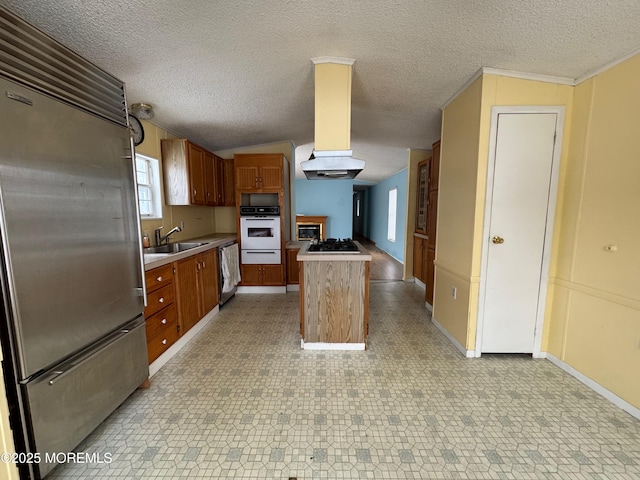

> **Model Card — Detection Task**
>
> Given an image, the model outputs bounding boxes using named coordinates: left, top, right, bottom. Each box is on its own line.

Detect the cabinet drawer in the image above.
left=146, top=319, right=179, bottom=364
left=145, top=264, right=174, bottom=293
left=145, top=304, right=178, bottom=341
left=144, top=283, right=175, bottom=317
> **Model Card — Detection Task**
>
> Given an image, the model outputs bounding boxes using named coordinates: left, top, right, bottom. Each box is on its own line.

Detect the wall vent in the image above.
left=0, top=7, right=127, bottom=126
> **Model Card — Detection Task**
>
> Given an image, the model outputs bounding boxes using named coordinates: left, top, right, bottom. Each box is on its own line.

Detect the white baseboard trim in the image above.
left=237, top=286, right=287, bottom=294
left=545, top=353, right=640, bottom=420
left=149, top=306, right=218, bottom=377
left=301, top=340, right=365, bottom=350
left=431, top=316, right=475, bottom=358
left=414, top=278, right=426, bottom=289
left=425, top=301, right=433, bottom=313
left=286, top=284, right=300, bottom=292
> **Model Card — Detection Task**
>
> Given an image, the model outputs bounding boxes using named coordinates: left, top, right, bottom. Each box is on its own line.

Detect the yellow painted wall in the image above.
left=436, top=74, right=574, bottom=351
left=437, top=57, right=640, bottom=409
left=136, top=120, right=219, bottom=240
left=433, top=76, right=483, bottom=348
left=546, top=54, right=640, bottom=407
left=405, top=148, right=431, bottom=280
left=314, top=62, right=352, bottom=151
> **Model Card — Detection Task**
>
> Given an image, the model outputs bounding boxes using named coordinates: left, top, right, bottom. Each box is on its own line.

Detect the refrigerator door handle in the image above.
left=126, top=148, right=148, bottom=307
left=47, top=328, right=131, bottom=386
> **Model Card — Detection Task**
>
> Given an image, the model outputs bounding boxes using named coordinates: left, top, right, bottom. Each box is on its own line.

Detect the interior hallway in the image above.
left=49, top=283, right=640, bottom=479
left=354, top=235, right=404, bottom=282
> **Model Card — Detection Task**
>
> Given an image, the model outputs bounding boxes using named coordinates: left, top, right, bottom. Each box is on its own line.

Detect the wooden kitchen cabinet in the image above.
left=223, top=158, right=236, bottom=206
left=415, top=159, right=429, bottom=235
left=144, top=263, right=179, bottom=364
left=162, top=139, right=226, bottom=206
left=412, top=139, right=439, bottom=304
left=209, top=153, right=225, bottom=206
left=175, top=255, right=201, bottom=334
left=161, top=139, right=207, bottom=206
left=204, top=151, right=218, bottom=206
left=199, top=248, right=219, bottom=313
left=413, top=235, right=424, bottom=282
left=145, top=304, right=179, bottom=365
left=174, top=249, right=219, bottom=335
left=286, top=248, right=300, bottom=284
left=234, top=154, right=285, bottom=191
left=429, top=140, right=440, bottom=192
left=425, top=139, right=440, bottom=304
left=412, top=235, right=430, bottom=284
left=425, top=246, right=435, bottom=303
left=241, top=264, right=285, bottom=285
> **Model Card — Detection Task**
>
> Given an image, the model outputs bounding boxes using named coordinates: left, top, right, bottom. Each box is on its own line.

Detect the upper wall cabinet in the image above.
left=415, top=159, right=429, bottom=235
left=162, top=139, right=206, bottom=206
left=235, top=154, right=284, bottom=191
left=162, top=139, right=234, bottom=206
left=223, top=158, right=236, bottom=206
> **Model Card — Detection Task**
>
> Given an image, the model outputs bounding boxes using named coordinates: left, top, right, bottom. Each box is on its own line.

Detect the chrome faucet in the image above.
left=154, top=225, right=182, bottom=246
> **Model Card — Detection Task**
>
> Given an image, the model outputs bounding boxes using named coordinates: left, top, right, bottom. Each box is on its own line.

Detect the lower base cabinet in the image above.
left=175, top=249, right=219, bottom=336
left=425, top=246, right=435, bottom=304
left=241, top=264, right=285, bottom=285
left=144, top=247, right=219, bottom=365
left=286, top=248, right=300, bottom=284
left=145, top=304, right=179, bottom=363
left=144, top=264, right=178, bottom=364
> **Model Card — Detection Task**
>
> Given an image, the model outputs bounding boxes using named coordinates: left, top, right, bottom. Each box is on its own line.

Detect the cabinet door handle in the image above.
left=161, top=318, right=167, bottom=325
left=159, top=297, right=164, bottom=303
left=156, top=276, right=163, bottom=282
left=162, top=338, right=167, bottom=345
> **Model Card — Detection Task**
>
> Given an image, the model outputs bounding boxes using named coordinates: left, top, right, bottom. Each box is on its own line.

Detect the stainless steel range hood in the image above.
left=304, top=57, right=364, bottom=180
left=301, top=150, right=365, bottom=179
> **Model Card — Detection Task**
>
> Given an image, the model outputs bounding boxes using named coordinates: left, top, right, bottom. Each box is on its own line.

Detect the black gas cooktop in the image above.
left=307, top=238, right=360, bottom=252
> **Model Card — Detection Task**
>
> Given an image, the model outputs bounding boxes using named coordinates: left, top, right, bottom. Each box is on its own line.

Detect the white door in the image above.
left=480, top=112, right=558, bottom=353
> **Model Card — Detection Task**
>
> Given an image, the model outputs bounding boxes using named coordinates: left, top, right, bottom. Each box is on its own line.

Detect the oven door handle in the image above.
left=245, top=251, right=277, bottom=254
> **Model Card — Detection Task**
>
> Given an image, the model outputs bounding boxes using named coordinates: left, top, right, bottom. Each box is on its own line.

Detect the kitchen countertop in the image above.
left=286, top=240, right=308, bottom=249
left=143, top=233, right=237, bottom=270
left=297, top=240, right=372, bottom=262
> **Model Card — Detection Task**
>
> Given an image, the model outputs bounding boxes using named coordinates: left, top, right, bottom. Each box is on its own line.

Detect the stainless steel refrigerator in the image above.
left=0, top=8, right=148, bottom=478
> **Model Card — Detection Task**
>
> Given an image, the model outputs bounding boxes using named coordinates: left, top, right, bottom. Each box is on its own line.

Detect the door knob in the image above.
left=492, top=236, right=504, bottom=244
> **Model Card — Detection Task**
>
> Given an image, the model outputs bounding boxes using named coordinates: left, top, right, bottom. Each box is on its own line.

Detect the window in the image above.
left=387, top=187, right=397, bottom=242
left=135, top=154, right=162, bottom=219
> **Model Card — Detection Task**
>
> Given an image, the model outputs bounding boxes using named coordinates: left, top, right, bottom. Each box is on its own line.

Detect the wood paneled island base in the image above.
left=297, top=242, right=372, bottom=349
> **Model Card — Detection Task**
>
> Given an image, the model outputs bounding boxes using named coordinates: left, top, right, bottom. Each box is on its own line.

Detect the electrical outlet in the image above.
left=451, top=286, right=457, bottom=300
left=180, top=220, right=185, bottom=230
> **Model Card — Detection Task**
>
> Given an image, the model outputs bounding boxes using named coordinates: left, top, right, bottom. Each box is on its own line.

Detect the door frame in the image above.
left=475, top=106, right=565, bottom=358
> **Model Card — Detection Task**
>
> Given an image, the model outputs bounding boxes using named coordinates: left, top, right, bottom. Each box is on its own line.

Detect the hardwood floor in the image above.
left=354, top=234, right=403, bottom=281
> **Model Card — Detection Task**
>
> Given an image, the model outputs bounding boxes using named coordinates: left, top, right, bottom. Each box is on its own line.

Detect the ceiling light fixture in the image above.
left=130, top=102, right=154, bottom=120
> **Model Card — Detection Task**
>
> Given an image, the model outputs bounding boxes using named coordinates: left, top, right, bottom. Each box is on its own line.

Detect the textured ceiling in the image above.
left=1, top=0, right=639, bottom=182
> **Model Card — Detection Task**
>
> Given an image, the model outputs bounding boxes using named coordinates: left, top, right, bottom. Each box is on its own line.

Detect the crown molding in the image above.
left=481, top=67, right=574, bottom=86
left=575, top=46, right=640, bottom=84
left=441, top=47, right=640, bottom=110
left=440, top=67, right=484, bottom=110
left=440, top=67, right=574, bottom=110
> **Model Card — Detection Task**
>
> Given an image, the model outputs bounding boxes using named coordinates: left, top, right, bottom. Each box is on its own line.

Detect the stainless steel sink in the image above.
left=144, top=242, right=206, bottom=254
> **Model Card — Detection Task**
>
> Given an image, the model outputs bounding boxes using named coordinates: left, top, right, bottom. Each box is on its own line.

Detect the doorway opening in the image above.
left=352, top=186, right=403, bottom=282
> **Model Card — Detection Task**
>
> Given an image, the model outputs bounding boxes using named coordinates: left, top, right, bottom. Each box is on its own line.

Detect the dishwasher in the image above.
left=218, top=240, right=239, bottom=305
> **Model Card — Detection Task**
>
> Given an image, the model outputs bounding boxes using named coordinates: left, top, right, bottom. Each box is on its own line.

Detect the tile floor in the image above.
left=50, top=283, right=640, bottom=479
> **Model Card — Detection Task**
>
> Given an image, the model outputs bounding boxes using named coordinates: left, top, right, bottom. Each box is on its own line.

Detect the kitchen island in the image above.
left=297, top=240, right=372, bottom=349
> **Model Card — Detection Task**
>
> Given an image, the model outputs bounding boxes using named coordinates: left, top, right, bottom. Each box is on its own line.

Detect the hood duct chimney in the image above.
left=301, top=57, right=364, bottom=180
